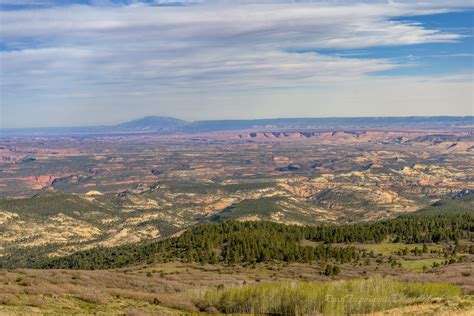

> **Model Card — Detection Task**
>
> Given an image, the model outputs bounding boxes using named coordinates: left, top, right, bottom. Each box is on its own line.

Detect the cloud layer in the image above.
left=0, top=0, right=473, bottom=127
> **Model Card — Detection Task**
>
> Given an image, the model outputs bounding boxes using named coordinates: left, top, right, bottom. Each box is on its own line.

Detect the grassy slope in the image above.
left=1, top=265, right=472, bottom=316
left=352, top=242, right=443, bottom=256
left=399, top=258, right=445, bottom=273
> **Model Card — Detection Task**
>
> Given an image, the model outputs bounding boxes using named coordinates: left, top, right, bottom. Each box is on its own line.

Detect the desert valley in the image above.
left=0, top=116, right=472, bottom=314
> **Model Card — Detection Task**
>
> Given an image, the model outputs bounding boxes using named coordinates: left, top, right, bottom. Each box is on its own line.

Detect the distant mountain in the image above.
left=1, top=116, right=472, bottom=135
left=184, top=116, right=474, bottom=133
left=113, top=116, right=474, bottom=133
left=115, top=116, right=187, bottom=132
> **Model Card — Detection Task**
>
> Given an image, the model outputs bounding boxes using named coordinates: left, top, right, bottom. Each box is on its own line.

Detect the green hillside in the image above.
left=34, top=210, right=473, bottom=270
left=413, top=194, right=473, bottom=216
left=0, top=192, right=116, bottom=220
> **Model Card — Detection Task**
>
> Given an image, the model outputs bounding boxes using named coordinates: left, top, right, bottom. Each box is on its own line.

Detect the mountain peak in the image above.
left=116, top=116, right=187, bottom=131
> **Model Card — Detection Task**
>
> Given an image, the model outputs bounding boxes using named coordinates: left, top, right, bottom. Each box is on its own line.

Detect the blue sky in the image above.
left=311, top=11, right=474, bottom=76
left=0, top=0, right=473, bottom=128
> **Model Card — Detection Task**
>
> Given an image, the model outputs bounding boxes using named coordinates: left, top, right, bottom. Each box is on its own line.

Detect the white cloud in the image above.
left=0, top=0, right=472, bottom=126
left=1, top=2, right=468, bottom=87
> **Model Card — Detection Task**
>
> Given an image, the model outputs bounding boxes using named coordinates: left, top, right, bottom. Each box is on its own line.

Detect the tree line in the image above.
left=33, top=212, right=473, bottom=270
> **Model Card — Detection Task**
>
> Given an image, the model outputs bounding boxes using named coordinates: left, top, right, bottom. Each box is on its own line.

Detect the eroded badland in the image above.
left=1, top=127, right=472, bottom=262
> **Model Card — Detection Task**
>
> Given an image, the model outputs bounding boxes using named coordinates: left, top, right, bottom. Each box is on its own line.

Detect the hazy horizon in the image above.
left=1, top=114, right=472, bottom=130
left=1, top=0, right=473, bottom=128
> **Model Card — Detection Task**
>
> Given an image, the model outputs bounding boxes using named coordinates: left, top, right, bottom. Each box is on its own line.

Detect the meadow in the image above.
left=1, top=265, right=472, bottom=315
left=194, top=277, right=465, bottom=315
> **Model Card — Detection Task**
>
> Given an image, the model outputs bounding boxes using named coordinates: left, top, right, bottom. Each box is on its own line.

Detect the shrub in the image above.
left=76, top=291, right=109, bottom=304
left=0, top=294, right=19, bottom=305
left=193, top=277, right=462, bottom=315
left=28, top=295, right=46, bottom=307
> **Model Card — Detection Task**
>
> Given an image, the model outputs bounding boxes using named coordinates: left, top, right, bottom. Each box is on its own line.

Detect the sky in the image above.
left=0, top=0, right=473, bottom=128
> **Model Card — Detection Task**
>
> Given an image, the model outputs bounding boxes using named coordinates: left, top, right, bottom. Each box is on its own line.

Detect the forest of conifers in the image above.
left=33, top=212, right=473, bottom=270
